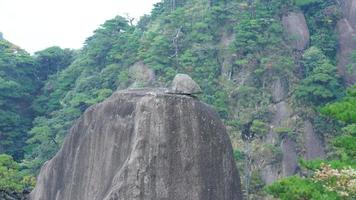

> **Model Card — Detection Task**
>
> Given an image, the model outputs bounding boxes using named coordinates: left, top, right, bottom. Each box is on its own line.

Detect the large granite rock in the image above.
left=171, top=74, right=202, bottom=94
left=337, top=0, right=356, bottom=85
left=30, top=89, right=242, bottom=200
left=282, top=12, right=310, bottom=50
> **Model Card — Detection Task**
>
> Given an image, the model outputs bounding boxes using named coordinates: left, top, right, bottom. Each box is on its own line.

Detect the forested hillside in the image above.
left=0, top=0, right=355, bottom=199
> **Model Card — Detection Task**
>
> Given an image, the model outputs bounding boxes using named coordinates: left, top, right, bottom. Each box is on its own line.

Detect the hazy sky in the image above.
left=0, top=0, right=161, bottom=53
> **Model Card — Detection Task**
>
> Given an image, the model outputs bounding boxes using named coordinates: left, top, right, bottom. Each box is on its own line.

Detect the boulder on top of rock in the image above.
left=171, top=73, right=202, bottom=94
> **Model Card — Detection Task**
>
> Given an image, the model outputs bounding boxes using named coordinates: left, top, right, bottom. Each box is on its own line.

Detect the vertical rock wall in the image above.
left=337, top=0, right=356, bottom=85
left=30, top=89, right=242, bottom=200
left=282, top=12, right=310, bottom=51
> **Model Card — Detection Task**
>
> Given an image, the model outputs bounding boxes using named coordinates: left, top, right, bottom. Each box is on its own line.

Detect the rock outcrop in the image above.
left=30, top=89, right=241, bottom=200
left=282, top=12, right=310, bottom=50
left=337, top=0, right=356, bottom=85
left=171, top=74, right=202, bottom=94
left=340, top=0, right=356, bottom=29
left=281, top=137, right=298, bottom=177
left=271, top=77, right=288, bottom=103
left=129, top=61, right=155, bottom=87
left=303, top=120, right=325, bottom=160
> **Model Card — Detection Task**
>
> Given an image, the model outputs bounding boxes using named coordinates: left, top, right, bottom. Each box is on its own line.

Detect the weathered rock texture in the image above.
left=282, top=12, right=310, bottom=50
left=129, top=61, right=155, bottom=87
left=271, top=77, right=288, bottom=103
left=218, top=32, right=235, bottom=79
left=281, top=137, right=298, bottom=177
left=340, top=0, right=356, bottom=29
left=337, top=0, right=356, bottom=85
left=30, top=89, right=241, bottom=200
left=171, top=74, right=202, bottom=94
left=303, top=120, right=325, bottom=160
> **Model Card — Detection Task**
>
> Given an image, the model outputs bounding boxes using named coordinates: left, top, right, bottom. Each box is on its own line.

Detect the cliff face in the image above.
left=338, top=0, right=356, bottom=85
left=282, top=11, right=310, bottom=51
left=30, top=89, right=242, bottom=200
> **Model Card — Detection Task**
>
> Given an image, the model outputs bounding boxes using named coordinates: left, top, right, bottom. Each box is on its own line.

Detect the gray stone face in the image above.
left=271, top=78, right=288, bottom=103
left=262, top=101, right=292, bottom=184
left=171, top=74, right=202, bottom=94
left=30, top=89, right=242, bottom=200
left=282, top=12, right=310, bottom=50
left=337, top=0, right=356, bottom=85
left=303, top=120, right=325, bottom=160
left=281, top=137, right=298, bottom=177
left=129, top=61, right=155, bottom=87
left=340, top=0, right=356, bottom=29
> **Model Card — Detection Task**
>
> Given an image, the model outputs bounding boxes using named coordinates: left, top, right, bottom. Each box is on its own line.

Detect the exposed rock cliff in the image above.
left=30, top=89, right=242, bottom=200
left=303, top=120, right=325, bottom=160
left=282, top=12, right=310, bottom=51
left=337, top=0, right=356, bottom=85
left=129, top=61, right=155, bottom=87
left=340, top=0, right=356, bottom=29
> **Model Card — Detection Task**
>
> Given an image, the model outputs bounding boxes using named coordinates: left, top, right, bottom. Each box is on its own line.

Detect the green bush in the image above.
left=0, top=154, right=35, bottom=192
left=295, top=0, right=322, bottom=7
left=266, top=176, right=341, bottom=200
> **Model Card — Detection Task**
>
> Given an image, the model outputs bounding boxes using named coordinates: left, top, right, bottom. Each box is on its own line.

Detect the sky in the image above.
left=0, top=0, right=161, bottom=53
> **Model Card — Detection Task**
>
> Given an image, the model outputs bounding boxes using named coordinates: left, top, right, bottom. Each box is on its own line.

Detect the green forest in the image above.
left=0, top=0, right=355, bottom=199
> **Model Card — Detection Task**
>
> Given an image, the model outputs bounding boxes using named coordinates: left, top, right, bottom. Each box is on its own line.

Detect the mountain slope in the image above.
left=5, top=0, right=352, bottom=199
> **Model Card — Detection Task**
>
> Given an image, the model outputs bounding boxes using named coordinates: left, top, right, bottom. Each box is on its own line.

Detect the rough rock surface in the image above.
left=219, top=32, right=235, bottom=78
left=171, top=74, right=202, bottom=94
left=129, top=61, right=155, bottom=87
left=266, top=102, right=291, bottom=144
left=303, top=120, right=325, bottom=160
left=262, top=101, right=292, bottom=184
left=340, top=0, right=356, bottom=29
left=30, top=89, right=242, bottom=200
left=281, top=137, right=298, bottom=177
left=261, top=165, right=280, bottom=185
left=271, top=77, right=288, bottom=103
left=282, top=12, right=310, bottom=50
left=337, top=0, right=356, bottom=85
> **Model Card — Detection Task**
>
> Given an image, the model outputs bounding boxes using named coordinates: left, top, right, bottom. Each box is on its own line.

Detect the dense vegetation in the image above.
left=0, top=38, right=74, bottom=192
left=0, top=0, right=355, bottom=199
left=0, top=40, right=38, bottom=159
left=267, top=86, right=356, bottom=199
